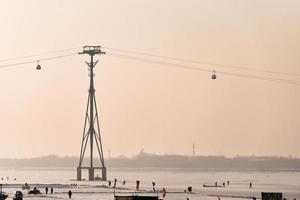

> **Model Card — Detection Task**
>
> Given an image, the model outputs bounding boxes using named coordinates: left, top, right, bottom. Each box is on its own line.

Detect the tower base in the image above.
left=102, top=167, right=107, bottom=181
left=89, top=168, right=94, bottom=181
left=77, top=167, right=82, bottom=181
left=76, top=166, right=107, bottom=181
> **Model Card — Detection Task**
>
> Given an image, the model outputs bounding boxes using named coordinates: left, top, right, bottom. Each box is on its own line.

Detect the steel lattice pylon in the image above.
left=77, top=46, right=106, bottom=181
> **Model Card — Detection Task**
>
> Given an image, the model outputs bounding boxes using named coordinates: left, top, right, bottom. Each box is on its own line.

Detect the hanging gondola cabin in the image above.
left=211, top=70, right=217, bottom=79
left=36, top=60, right=41, bottom=70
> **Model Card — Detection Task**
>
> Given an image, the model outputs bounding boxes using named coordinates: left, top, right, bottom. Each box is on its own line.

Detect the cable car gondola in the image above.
left=211, top=70, right=217, bottom=80
left=36, top=60, right=41, bottom=70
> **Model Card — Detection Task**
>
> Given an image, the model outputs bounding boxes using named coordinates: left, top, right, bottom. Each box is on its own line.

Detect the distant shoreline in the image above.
left=0, top=166, right=299, bottom=172
left=0, top=153, right=299, bottom=171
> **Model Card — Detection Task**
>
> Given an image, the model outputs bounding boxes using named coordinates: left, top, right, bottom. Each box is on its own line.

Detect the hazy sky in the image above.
left=0, top=0, right=299, bottom=158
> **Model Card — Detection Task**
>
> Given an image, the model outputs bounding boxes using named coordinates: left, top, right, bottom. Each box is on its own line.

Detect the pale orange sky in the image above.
left=0, top=0, right=299, bottom=158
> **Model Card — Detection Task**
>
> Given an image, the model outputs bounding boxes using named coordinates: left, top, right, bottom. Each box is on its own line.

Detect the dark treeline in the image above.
left=0, top=152, right=299, bottom=171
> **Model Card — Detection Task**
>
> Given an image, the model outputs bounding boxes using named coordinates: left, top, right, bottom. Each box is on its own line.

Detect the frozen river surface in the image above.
left=0, top=168, right=299, bottom=200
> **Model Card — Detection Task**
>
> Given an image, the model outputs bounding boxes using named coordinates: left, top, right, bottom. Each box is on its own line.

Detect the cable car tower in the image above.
left=77, top=46, right=106, bottom=181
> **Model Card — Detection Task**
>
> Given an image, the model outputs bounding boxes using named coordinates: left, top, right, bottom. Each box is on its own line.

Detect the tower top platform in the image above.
left=79, top=46, right=105, bottom=56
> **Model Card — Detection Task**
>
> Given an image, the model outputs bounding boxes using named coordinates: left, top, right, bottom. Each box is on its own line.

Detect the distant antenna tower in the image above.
left=193, top=144, right=195, bottom=157
left=77, top=46, right=106, bottom=181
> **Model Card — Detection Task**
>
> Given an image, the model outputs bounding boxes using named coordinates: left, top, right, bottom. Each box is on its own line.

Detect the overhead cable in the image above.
left=103, top=46, right=300, bottom=77
left=0, top=47, right=80, bottom=63
left=106, top=52, right=300, bottom=86
left=0, top=53, right=77, bottom=69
